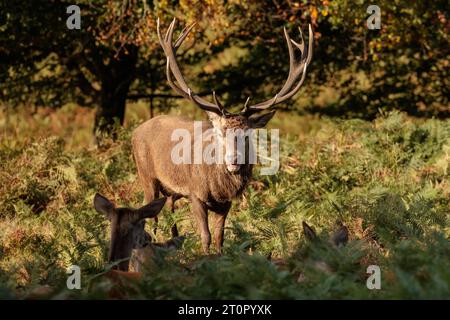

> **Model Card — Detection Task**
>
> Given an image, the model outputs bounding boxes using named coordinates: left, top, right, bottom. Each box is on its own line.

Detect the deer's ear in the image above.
left=94, top=193, right=115, bottom=219
left=249, top=111, right=276, bottom=128
left=136, top=197, right=167, bottom=220
left=331, top=223, right=349, bottom=247
left=302, top=221, right=317, bottom=241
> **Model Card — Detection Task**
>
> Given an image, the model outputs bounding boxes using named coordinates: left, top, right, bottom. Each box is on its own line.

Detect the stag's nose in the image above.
left=224, top=153, right=240, bottom=172
left=225, top=153, right=235, bottom=164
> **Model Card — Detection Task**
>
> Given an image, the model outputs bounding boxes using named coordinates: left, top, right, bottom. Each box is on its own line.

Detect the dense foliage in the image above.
left=1, top=0, right=448, bottom=300
left=0, top=105, right=448, bottom=299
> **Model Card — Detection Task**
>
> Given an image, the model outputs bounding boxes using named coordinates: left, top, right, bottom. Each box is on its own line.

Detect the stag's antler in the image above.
left=157, top=18, right=227, bottom=116
left=157, top=18, right=313, bottom=116
left=242, top=25, right=313, bottom=116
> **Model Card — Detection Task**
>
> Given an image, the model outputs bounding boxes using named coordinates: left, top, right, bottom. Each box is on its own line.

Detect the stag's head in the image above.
left=157, top=19, right=313, bottom=173
left=94, top=193, right=167, bottom=271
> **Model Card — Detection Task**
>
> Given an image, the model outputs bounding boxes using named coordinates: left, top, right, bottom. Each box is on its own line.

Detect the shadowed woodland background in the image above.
left=2, top=0, right=448, bottom=133
left=0, top=0, right=449, bottom=299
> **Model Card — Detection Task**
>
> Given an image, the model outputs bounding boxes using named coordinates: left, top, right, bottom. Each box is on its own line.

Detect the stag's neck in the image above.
left=206, top=163, right=253, bottom=203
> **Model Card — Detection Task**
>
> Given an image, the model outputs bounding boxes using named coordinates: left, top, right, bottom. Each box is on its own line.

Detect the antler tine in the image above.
left=245, top=24, right=313, bottom=115
left=281, top=25, right=308, bottom=92
left=306, top=24, right=314, bottom=65
left=244, top=96, right=251, bottom=108
left=158, top=18, right=190, bottom=92
left=158, top=17, right=189, bottom=49
left=177, top=23, right=191, bottom=39
left=174, top=22, right=197, bottom=50
left=156, top=17, right=164, bottom=47
left=212, top=91, right=224, bottom=110
left=290, top=26, right=305, bottom=53
left=283, top=27, right=296, bottom=88
left=158, top=19, right=224, bottom=115
left=165, top=18, right=176, bottom=42
left=268, top=43, right=310, bottom=105
left=240, top=96, right=250, bottom=115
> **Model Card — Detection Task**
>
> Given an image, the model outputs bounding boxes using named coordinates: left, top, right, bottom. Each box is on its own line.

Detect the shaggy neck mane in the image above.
left=207, top=163, right=253, bottom=202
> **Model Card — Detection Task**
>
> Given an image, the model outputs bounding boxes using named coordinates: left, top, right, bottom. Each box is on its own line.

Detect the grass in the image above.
left=0, top=103, right=449, bottom=299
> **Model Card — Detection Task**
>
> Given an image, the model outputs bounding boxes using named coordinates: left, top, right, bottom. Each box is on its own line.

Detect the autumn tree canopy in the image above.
left=1, top=0, right=448, bottom=139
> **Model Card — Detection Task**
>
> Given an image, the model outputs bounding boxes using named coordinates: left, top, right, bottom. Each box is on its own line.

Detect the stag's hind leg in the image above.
left=133, top=139, right=158, bottom=202
left=133, top=139, right=162, bottom=235
left=138, top=178, right=160, bottom=235
left=141, top=179, right=161, bottom=235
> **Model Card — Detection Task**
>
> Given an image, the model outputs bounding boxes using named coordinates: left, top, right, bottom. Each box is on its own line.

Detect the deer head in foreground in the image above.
left=132, top=18, right=313, bottom=253
left=268, top=221, right=350, bottom=274
left=94, top=193, right=170, bottom=271
left=302, top=221, right=349, bottom=247
left=89, top=193, right=186, bottom=299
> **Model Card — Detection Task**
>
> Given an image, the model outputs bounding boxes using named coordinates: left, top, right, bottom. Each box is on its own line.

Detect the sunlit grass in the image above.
left=0, top=105, right=449, bottom=299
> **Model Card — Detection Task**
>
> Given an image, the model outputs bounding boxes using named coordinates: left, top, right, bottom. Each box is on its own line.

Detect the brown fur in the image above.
left=132, top=113, right=274, bottom=253
left=93, top=193, right=168, bottom=271
left=149, top=19, right=311, bottom=253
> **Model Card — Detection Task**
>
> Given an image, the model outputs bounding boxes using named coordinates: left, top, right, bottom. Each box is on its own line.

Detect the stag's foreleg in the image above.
left=167, top=194, right=182, bottom=237
left=191, top=196, right=211, bottom=253
left=211, top=202, right=231, bottom=254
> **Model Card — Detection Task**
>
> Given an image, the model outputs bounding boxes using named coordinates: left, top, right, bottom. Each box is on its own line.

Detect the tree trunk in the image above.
left=94, top=46, right=138, bottom=143
left=149, top=96, right=154, bottom=119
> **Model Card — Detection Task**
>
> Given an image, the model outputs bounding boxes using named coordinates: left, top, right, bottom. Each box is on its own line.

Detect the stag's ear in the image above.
left=249, top=111, right=276, bottom=128
left=302, top=221, right=317, bottom=241
left=136, top=197, right=167, bottom=220
left=94, top=193, right=115, bottom=219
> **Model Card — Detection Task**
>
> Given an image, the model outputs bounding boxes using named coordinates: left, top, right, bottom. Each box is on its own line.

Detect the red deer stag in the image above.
left=132, top=18, right=313, bottom=253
